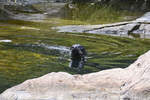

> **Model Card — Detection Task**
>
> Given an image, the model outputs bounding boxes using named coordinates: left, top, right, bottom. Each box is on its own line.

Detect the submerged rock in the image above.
left=1, top=50, right=150, bottom=100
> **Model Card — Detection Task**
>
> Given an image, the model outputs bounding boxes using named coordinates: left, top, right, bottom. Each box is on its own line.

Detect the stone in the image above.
left=87, top=23, right=139, bottom=36
left=120, top=50, right=150, bottom=100
left=53, top=25, right=102, bottom=33
left=53, top=22, right=132, bottom=35
left=0, top=8, right=12, bottom=20
left=1, top=50, right=150, bottom=100
left=133, top=24, right=150, bottom=34
left=136, top=12, right=150, bottom=23
left=54, top=12, right=150, bottom=37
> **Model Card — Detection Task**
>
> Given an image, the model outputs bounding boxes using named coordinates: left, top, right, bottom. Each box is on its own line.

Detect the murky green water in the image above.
left=0, top=3, right=149, bottom=93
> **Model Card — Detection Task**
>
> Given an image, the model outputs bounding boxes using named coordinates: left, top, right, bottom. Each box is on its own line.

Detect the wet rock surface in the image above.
left=11, top=3, right=66, bottom=21
left=54, top=12, right=150, bottom=38
left=1, top=50, right=150, bottom=100
left=0, top=2, right=66, bottom=21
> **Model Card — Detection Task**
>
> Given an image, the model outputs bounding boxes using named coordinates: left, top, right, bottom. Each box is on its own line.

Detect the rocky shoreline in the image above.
left=1, top=50, right=150, bottom=100
left=53, top=12, right=150, bottom=38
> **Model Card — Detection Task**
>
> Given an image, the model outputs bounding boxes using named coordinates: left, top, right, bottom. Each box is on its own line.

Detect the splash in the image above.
left=38, top=43, right=70, bottom=54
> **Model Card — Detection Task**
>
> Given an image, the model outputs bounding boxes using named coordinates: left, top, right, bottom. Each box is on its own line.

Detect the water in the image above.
left=40, top=44, right=70, bottom=53
left=0, top=3, right=149, bottom=93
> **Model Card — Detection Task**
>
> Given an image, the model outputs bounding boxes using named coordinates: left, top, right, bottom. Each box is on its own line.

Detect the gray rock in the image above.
left=12, top=13, right=46, bottom=21
left=133, top=24, right=150, bottom=34
left=87, top=23, right=139, bottom=36
left=136, top=12, right=150, bottom=23
left=53, top=25, right=101, bottom=33
left=0, top=8, right=13, bottom=20
left=53, top=22, right=131, bottom=35
left=54, top=12, right=150, bottom=38
left=1, top=50, right=150, bottom=100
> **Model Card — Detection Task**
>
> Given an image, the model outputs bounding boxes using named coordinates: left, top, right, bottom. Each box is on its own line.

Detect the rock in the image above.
left=136, top=12, right=150, bottom=23
left=1, top=50, right=150, bottom=100
left=53, top=22, right=132, bottom=34
left=87, top=23, right=139, bottom=36
left=120, top=50, right=150, bottom=100
left=0, top=8, right=12, bottom=20
left=43, top=3, right=66, bottom=18
left=53, top=12, right=150, bottom=38
left=132, top=12, right=150, bottom=37
left=12, top=13, right=46, bottom=21
left=133, top=24, right=150, bottom=34
left=53, top=22, right=133, bottom=36
left=53, top=25, right=101, bottom=33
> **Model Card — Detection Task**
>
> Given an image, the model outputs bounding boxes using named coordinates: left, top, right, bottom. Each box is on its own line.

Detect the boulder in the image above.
left=1, top=50, right=150, bottom=100
left=120, top=50, right=150, bottom=100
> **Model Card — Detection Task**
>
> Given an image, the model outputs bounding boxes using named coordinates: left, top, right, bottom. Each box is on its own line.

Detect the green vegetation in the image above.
left=63, top=3, right=142, bottom=24
left=0, top=3, right=147, bottom=93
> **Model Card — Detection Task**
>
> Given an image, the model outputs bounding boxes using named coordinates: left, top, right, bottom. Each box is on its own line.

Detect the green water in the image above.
left=0, top=3, right=149, bottom=93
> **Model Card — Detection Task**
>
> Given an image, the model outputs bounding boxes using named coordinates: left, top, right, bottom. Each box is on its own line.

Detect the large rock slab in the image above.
left=53, top=25, right=102, bottom=33
left=120, top=51, right=150, bottom=100
left=1, top=50, right=150, bottom=100
left=53, top=12, right=150, bottom=37
left=87, top=23, right=139, bottom=36
left=53, top=22, right=131, bottom=34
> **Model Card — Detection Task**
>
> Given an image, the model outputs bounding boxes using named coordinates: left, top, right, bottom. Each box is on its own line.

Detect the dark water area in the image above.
left=0, top=3, right=149, bottom=93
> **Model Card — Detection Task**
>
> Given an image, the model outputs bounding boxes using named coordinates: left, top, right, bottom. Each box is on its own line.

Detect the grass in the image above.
left=63, top=3, right=143, bottom=24
left=0, top=3, right=148, bottom=93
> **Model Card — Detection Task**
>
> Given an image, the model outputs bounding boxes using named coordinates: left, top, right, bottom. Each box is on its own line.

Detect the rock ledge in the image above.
left=53, top=12, right=150, bottom=38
